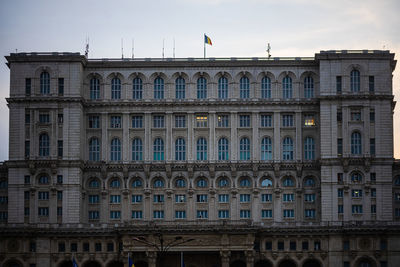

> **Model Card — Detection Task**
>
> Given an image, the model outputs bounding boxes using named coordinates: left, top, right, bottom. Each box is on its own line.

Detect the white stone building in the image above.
left=1, top=50, right=399, bottom=267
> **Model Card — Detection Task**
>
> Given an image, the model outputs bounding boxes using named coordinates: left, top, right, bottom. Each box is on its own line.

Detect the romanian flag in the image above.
left=204, top=34, right=212, bottom=45
left=72, top=257, right=78, bottom=267
left=128, top=253, right=135, bottom=267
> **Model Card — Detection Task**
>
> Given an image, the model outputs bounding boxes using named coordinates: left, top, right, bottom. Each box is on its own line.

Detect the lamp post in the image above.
left=133, top=233, right=194, bottom=267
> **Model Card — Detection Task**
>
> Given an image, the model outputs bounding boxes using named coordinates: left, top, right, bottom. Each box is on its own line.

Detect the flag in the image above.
left=128, top=253, right=135, bottom=267
left=204, top=34, right=212, bottom=46
left=72, top=257, right=78, bottom=267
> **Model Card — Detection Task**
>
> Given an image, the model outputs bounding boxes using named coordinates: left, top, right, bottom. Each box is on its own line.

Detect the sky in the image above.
left=0, top=0, right=399, bottom=160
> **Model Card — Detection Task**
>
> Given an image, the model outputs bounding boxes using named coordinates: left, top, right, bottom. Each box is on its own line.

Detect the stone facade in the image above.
left=0, top=51, right=399, bottom=267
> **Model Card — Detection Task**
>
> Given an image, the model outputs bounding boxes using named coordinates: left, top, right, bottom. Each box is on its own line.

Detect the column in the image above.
left=147, top=251, right=157, bottom=267
left=220, top=251, right=231, bottom=267
left=145, top=112, right=151, bottom=161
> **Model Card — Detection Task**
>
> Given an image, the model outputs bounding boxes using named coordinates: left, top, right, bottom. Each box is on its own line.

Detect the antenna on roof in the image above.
left=266, top=43, right=271, bottom=58
left=85, top=37, right=89, bottom=58
left=121, top=38, right=124, bottom=59
left=162, top=38, right=165, bottom=59
left=132, top=38, right=134, bottom=59
left=173, top=38, right=175, bottom=58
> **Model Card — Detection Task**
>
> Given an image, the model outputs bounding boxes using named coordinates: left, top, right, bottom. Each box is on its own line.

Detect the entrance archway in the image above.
left=107, top=261, right=124, bottom=267
left=278, top=259, right=297, bottom=267
left=230, top=260, right=246, bottom=267
left=303, top=259, right=321, bottom=267
left=4, top=260, right=23, bottom=267
left=59, top=260, right=73, bottom=267
left=82, top=260, right=102, bottom=267
left=255, top=259, right=273, bottom=267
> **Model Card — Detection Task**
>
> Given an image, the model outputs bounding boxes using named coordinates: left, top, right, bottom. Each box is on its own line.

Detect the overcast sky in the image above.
left=0, top=0, right=399, bottom=160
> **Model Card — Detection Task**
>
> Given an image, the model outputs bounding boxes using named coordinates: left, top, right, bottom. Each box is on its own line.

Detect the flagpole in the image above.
left=204, top=33, right=206, bottom=59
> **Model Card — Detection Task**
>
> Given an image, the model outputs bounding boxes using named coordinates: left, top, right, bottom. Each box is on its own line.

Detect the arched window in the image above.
left=89, top=137, right=100, bottom=161
left=133, top=77, right=143, bottom=99
left=197, top=77, right=207, bottom=99
left=240, top=178, right=251, bottom=187
left=89, top=179, right=100, bottom=188
left=351, top=132, right=362, bottom=155
left=351, top=172, right=363, bottom=182
left=110, top=138, right=121, bottom=161
left=304, top=137, right=315, bottom=160
left=350, top=70, right=360, bottom=92
left=175, top=178, right=186, bottom=188
left=175, top=77, right=185, bottom=99
left=218, top=77, right=228, bottom=99
left=175, top=138, right=186, bottom=161
left=261, top=137, right=272, bottom=160
left=218, top=178, right=229, bottom=187
left=197, top=178, right=208, bottom=188
left=282, top=137, right=294, bottom=160
left=282, top=76, right=292, bottom=99
left=131, top=179, right=142, bottom=188
left=239, top=137, right=251, bottom=160
left=153, top=138, right=164, bottom=161
left=110, top=179, right=121, bottom=188
left=153, top=179, right=165, bottom=188
left=132, top=138, right=143, bottom=161
left=111, top=77, right=121, bottom=99
left=196, top=138, right=207, bottom=160
left=304, top=177, right=315, bottom=187
left=90, top=77, right=100, bottom=100
left=283, top=177, right=295, bottom=187
left=154, top=77, right=164, bottom=99
left=240, top=76, right=250, bottom=99
left=261, top=76, right=271, bottom=99
left=304, top=76, right=314, bottom=98
left=40, top=71, right=50, bottom=94
left=218, top=138, right=229, bottom=160
left=38, top=175, right=49, bottom=184
left=261, top=178, right=273, bottom=187
left=39, top=133, right=50, bottom=157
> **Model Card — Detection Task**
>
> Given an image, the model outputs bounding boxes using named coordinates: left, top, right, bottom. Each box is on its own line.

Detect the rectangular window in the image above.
left=89, top=211, right=100, bottom=220
left=58, top=78, right=64, bottom=95
left=196, top=115, right=208, bottom=127
left=110, top=195, right=121, bottom=204
left=30, top=242, right=36, bottom=252
left=370, top=111, right=375, bottom=122
left=71, top=243, right=77, bottom=252
left=338, top=205, right=343, bottom=214
left=283, top=209, right=294, bottom=218
left=394, top=193, right=400, bottom=202
left=351, top=189, right=363, bottom=198
left=0, top=196, right=8, bottom=204
left=175, top=210, right=186, bottom=219
left=89, top=115, right=100, bottom=128
left=153, top=194, right=165, bottom=203
left=110, top=116, right=122, bottom=128
left=58, top=242, right=65, bottom=252
left=217, top=115, right=229, bottom=127
left=336, top=76, right=342, bottom=93
left=261, top=194, right=272, bottom=202
left=218, top=210, right=230, bottom=219
left=352, top=205, right=363, bottom=214
left=370, top=173, right=376, bottom=182
left=57, top=140, right=63, bottom=157
left=57, top=113, right=63, bottom=124
left=39, top=113, right=50, bottom=123
left=305, top=209, right=316, bottom=218
left=24, top=191, right=30, bottom=200
left=337, top=111, right=342, bottom=122
left=260, top=114, right=272, bottom=127
left=175, top=115, right=186, bottom=128
left=304, top=115, right=315, bottom=126
left=304, top=194, right=315, bottom=203
left=239, top=194, right=251, bottom=203
left=57, top=191, right=63, bottom=200
left=278, top=241, right=284, bottom=250
left=95, top=243, right=102, bottom=252
left=265, top=241, right=272, bottom=250
left=83, top=243, right=90, bottom=252
left=153, top=115, right=165, bottom=128
left=218, top=194, right=229, bottom=203
left=131, top=116, right=143, bottom=128
left=196, top=194, right=208, bottom=203
left=38, top=207, right=49, bottom=216
left=25, top=141, right=30, bottom=157
left=25, top=78, right=31, bottom=96
left=153, top=210, right=164, bottom=219
left=107, top=243, right=114, bottom=252
left=337, top=139, right=343, bottom=156
left=57, top=175, right=63, bottom=184
left=283, top=194, right=295, bottom=202
left=131, top=210, right=143, bottom=219
left=261, top=209, right=272, bottom=218
left=24, top=175, right=31, bottom=184
left=110, top=210, right=121, bottom=219
left=239, top=115, right=251, bottom=127
left=175, top=194, right=186, bottom=203
left=371, top=205, right=376, bottom=214
left=351, top=111, right=361, bottom=121
left=338, top=173, right=343, bottom=183
left=380, top=240, right=387, bottom=250
left=314, top=241, right=321, bottom=251
left=282, top=115, right=294, bottom=127
left=290, top=241, right=297, bottom=251
left=132, top=195, right=143, bottom=203
left=302, top=241, right=309, bottom=250
left=371, top=188, right=376, bottom=198
left=89, top=195, right=100, bottom=204
left=38, top=191, right=49, bottom=200
left=240, top=210, right=251, bottom=218
left=369, top=76, right=375, bottom=92
left=370, top=138, right=375, bottom=156
left=197, top=210, right=208, bottom=219
left=338, top=188, right=344, bottom=198
left=25, top=113, right=31, bottom=124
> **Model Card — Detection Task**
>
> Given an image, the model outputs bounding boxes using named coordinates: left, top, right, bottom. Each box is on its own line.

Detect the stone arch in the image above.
left=277, top=71, right=297, bottom=83
left=3, top=259, right=23, bottom=267
left=278, top=259, right=297, bottom=267
left=302, top=259, right=322, bottom=267
left=192, top=71, right=212, bottom=84
left=354, top=256, right=377, bottom=267
left=256, top=71, right=276, bottom=83
left=128, top=72, right=148, bottom=83
left=171, top=71, right=190, bottom=82
left=255, top=259, right=273, bottom=267
left=148, top=72, right=168, bottom=83
left=230, top=259, right=246, bottom=267
left=213, top=71, right=233, bottom=84
left=82, top=260, right=102, bottom=267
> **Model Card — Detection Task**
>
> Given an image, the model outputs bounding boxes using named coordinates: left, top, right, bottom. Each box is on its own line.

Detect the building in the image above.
left=1, top=50, right=400, bottom=267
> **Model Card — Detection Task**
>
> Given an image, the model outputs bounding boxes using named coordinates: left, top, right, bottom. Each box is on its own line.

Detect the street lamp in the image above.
left=133, top=233, right=194, bottom=267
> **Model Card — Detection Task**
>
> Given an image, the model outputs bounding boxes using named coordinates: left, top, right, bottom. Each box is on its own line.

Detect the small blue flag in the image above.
left=72, top=257, right=78, bottom=267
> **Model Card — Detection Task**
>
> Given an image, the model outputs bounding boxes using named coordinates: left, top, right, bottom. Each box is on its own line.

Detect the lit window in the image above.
left=111, top=77, right=121, bottom=100
left=217, top=115, right=229, bottom=127
left=304, top=115, right=315, bottom=126
left=239, top=76, right=250, bottom=99
left=175, top=77, right=185, bottom=99
left=196, top=115, right=208, bottom=127
left=351, top=189, right=363, bottom=198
